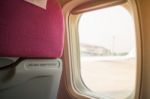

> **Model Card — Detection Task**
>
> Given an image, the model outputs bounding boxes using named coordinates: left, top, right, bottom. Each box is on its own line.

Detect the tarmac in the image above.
left=81, top=57, right=136, bottom=99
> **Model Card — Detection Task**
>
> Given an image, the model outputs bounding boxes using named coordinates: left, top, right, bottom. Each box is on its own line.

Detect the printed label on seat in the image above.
left=24, top=0, right=48, bottom=9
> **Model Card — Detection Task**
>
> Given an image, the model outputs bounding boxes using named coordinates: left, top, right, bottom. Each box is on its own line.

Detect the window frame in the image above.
left=62, top=0, right=142, bottom=99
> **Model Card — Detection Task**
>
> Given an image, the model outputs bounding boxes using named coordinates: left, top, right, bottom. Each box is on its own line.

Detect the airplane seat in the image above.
left=0, top=57, right=19, bottom=68
left=0, top=0, right=64, bottom=99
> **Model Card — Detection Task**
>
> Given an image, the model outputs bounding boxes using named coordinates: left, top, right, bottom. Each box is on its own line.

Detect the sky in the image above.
left=78, top=5, right=136, bottom=53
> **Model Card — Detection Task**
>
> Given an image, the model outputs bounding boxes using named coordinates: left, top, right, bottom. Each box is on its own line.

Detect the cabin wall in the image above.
left=57, top=66, right=72, bottom=99
left=138, top=0, right=150, bottom=99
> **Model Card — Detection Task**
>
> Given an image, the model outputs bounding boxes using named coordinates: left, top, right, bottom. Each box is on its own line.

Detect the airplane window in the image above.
left=78, top=5, right=136, bottom=99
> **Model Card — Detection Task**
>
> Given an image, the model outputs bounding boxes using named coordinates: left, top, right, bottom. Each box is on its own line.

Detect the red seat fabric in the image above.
left=0, top=0, right=64, bottom=58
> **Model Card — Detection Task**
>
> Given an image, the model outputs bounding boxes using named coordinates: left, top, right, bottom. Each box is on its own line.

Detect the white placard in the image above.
left=24, top=0, right=48, bottom=9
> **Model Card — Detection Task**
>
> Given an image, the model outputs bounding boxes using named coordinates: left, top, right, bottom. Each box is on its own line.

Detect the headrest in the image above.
left=0, top=0, right=64, bottom=58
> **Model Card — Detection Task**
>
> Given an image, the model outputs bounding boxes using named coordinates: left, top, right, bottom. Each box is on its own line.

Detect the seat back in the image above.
left=0, top=59, right=62, bottom=99
left=0, top=0, right=64, bottom=99
left=0, top=0, right=64, bottom=58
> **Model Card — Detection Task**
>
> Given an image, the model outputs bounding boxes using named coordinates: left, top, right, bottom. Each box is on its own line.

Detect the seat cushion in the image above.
left=0, top=0, right=64, bottom=58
